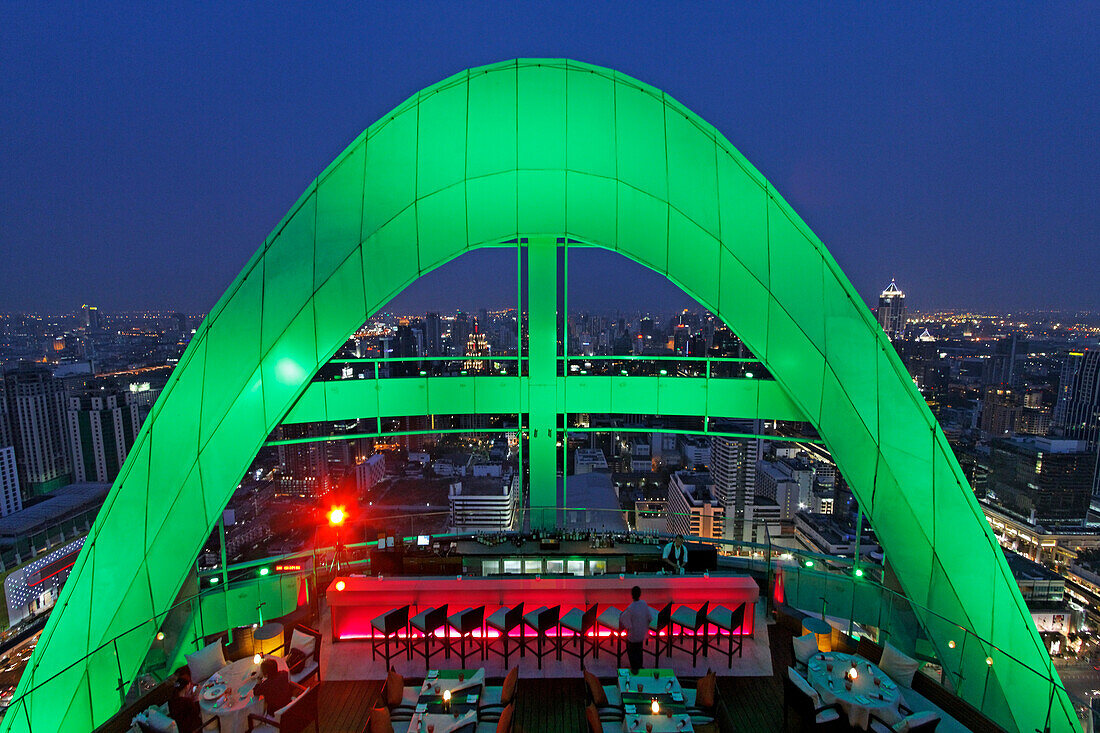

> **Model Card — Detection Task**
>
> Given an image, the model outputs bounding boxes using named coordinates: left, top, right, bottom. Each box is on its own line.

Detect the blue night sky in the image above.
left=2, top=3, right=1097, bottom=314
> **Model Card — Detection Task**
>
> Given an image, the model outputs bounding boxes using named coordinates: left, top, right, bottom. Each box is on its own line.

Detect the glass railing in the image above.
left=0, top=508, right=1082, bottom=732
left=311, top=355, right=772, bottom=381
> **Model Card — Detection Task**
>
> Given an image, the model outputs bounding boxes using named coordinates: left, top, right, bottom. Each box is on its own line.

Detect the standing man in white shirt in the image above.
left=619, top=585, right=654, bottom=674
left=662, top=534, right=688, bottom=574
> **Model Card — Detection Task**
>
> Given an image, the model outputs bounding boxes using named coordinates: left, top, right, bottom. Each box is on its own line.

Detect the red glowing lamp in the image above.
left=327, top=506, right=347, bottom=527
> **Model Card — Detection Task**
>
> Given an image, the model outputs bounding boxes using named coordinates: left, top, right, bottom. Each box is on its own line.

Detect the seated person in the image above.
left=167, top=674, right=204, bottom=733
left=253, top=657, right=292, bottom=713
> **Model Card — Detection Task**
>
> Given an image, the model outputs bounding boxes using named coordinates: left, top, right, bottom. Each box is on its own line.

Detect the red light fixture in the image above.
left=328, top=506, right=346, bottom=526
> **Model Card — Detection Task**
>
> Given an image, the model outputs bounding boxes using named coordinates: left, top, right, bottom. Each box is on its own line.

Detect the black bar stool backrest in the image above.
left=425, top=604, right=448, bottom=634
left=694, top=601, right=710, bottom=629
left=731, top=603, right=746, bottom=633
left=581, top=604, right=599, bottom=634
left=538, top=605, right=560, bottom=631
left=504, top=602, right=524, bottom=632
left=656, top=602, right=672, bottom=630
left=461, top=606, right=485, bottom=634
left=386, top=605, right=409, bottom=634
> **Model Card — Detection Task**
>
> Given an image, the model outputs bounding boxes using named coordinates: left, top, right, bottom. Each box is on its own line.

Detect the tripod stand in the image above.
left=327, top=531, right=350, bottom=575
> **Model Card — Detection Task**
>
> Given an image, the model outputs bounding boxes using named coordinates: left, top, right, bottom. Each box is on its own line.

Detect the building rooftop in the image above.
left=0, top=482, right=111, bottom=540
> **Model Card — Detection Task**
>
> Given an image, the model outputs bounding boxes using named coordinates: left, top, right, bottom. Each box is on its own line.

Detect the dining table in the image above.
left=197, top=655, right=288, bottom=733
left=806, top=652, right=902, bottom=730
left=407, top=668, right=486, bottom=733
left=616, top=669, right=693, bottom=733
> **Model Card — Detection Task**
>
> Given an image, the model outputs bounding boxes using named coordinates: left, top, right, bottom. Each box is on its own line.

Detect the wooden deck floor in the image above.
left=313, top=626, right=794, bottom=733
left=318, top=679, right=382, bottom=733
left=713, top=624, right=792, bottom=733
left=514, top=676, right=587, bottom=733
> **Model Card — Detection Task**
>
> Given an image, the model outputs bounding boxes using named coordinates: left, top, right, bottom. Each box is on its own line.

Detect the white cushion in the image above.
left=133, top=706, right=179, bottom=733
left=879, top=642, right=920, bottom=687
left=816, top=708, right=841, bottom=723
left=792, top=633, right=818, bottom=666
left=787, top=666, right=821, bottom=707
left=894, top=710, right=940, bottom=732
left=290, top=628, right=317, bottom=658
left=186, top=641, right=226, bottom=684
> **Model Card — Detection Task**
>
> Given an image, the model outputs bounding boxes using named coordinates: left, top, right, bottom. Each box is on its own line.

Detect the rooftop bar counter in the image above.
left=326, top=572, right=758, bottom=641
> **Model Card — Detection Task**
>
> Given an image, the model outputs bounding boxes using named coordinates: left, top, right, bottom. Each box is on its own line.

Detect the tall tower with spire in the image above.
left=877, top=279, right=906, bottom=341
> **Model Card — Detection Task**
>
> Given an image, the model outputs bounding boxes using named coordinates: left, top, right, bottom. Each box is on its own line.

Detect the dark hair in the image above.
left=675, top=534, right=684, bottom=541
left=631, top=585, right=641, bottom=601
left=260, top=657, right=279, bottom=678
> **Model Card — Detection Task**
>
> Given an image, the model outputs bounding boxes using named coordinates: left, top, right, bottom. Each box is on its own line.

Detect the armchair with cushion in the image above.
left=246, top=682, right=318, bottom=733
left=282, top=624, right=321, bottom=686
left=783, top=667, right=845, bottom=732
left=582, top=669, right=622, bottom=724
left=479, top=666, right=519, bottom=723
left=681, top=669, right=717, bottom=729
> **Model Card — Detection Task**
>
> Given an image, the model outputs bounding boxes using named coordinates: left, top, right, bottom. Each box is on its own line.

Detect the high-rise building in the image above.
left=988, top=437, right=1093, bottom=526
left=464, top=320, right=490, bottom=372
left=0, top=446, right=23, bottom=517
left=711, top=420, right=762, bottom=542
left=452, top=312, right=472, bottom=357
left=876, top=280, right=906, bottom=341
left=2, top=363, right=72, bottom=497
left=665, top=470, right=724, bottom=540
left=1053, top=348, right=1100, bottom=495
left=981, top=386, right=1022, bottom=438
left=81, top=304, right=100, bottom=330
left=424, top=312, right=443, bottom=356
left=66, top=389, right=141, bottom=483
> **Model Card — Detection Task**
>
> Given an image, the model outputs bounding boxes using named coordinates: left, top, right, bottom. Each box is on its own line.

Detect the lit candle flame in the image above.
left=253, top=653, right=261, bottom=664
left=651, top=700, right=660, bottom=714
left=443, top=689, right=451, bottom=702
left=847, top=667, right=858, bottom=680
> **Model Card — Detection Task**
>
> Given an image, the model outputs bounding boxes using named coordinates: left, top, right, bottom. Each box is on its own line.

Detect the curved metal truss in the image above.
left=5, top=59, right=1070, bottom=732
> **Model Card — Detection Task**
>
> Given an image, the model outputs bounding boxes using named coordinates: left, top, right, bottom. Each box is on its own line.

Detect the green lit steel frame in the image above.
left=3, top=60, right=1070, bottom=732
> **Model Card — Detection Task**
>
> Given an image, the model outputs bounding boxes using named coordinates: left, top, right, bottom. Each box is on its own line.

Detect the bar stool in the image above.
left=670, top=601, right=709, bottom=668
left=409, top=604, right=448, bottom=670
left=648, top=602, right=673, bottom=664
left=559, top=604, right=598, bottom=669
left=595, top=606, right=623, bottom=668
left=446, top=606, right=485, bottom=667
left=371, top=605, right=410, bottom=669
left=706, top=602, right=746, bottom=668
left=485, top=602, right=525, bottom=668
left=523, top=604, right=561, bottom=670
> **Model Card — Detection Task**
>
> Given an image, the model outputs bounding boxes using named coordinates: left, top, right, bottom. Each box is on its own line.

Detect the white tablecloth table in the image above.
left=197, top=656, right=289, bottom=733
left=407, top=669, right=485, bottom=733
left=806, top=652, right=902, bottom=730
left=616, top=668, right=683, bottom=696
left=617, top=669, right=693, bottom=733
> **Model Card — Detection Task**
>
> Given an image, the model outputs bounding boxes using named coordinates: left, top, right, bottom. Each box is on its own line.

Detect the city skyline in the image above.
left=3, top=4, right=1098, bottom=314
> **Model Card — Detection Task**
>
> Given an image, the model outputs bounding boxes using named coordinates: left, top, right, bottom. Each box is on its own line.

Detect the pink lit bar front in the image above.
left=326, top=573, right=758, bottom=641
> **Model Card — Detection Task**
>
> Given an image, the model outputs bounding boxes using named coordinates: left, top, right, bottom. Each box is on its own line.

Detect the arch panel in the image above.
left=4, top=59, right=1070, bottom=733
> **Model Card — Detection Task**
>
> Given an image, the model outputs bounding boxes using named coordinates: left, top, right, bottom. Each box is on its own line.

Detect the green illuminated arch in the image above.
left=7, top=59, right=1071, bottom=732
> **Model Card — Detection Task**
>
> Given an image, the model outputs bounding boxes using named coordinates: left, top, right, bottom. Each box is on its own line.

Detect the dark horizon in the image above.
left=2, top=4, right=1097, bottom=314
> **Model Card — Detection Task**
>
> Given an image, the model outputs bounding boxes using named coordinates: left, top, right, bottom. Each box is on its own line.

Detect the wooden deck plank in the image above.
left=514, top=677, right=586, bottom=733
left=318, top=679, right=382, bottom=733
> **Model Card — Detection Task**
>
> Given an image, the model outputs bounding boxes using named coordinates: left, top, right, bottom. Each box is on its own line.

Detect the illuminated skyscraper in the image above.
left=81, top=304, right=100, bottom=330
left=1053, top=348, right=1100, bottom=495
left=464, top=319, right=490, bottom=372
left=711, top=421, right=762, bottom=542
left=2, top=363, right=72, bottom=497
left=876, top=280, right=906, bottom=340
left=66, top=389, right=140, bottom=483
